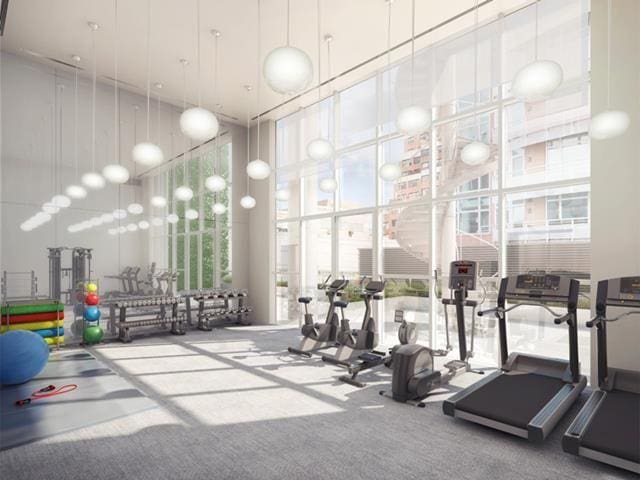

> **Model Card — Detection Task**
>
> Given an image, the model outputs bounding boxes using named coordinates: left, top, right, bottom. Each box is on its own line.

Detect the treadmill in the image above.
left=562, top=276, right=640, bottom=474
left=443, top=273, right=587, bottom=442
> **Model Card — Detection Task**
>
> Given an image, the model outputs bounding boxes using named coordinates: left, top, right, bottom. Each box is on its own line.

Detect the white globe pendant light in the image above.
left=126, top=223, right=138, bottom=232
left=264, top=46, right=313, bottom=95
left=589, top=2, right=630, bottom=141
left=185, top=208, right=199, bottom=220
left=66, top=185, right=87, bottom=199
left=118, top=225, right=127, bottom=234
left=51, top=194, right=71, bottom=208
left=102, top=164, right=130, bottom=184
left=240, top=195, right=256, bottom=210
left=174, top=186, right=194, bottom=202
left=307, top=138, right=334, bottom=162
left=180, top=107, right=218, bottom=142
left=275, top=189, right=290, bottom=201
left=151, top=195, right=167, bottom=208
left=112, top=208, right=127, bottom=220
left=247, top=159, right=271, bottom=180
left=379, top=163, right=402, bottom=182
left=319, top=177, right=337, bottom=193
left=590, top=110, right=630, bottom=140
left=396, top=105, right=431, bottom=135
left=511, top=60, right=563, bottom=101
left=205, top=175, right=227, bottom=192
left=108, top=228, right=118, bottom=235
left=461, top=141, right=491, bottom=166
left=133, top=0, right=164, bottom=167
left=167, top=213, right=179, bottom=224
left=127, top=203, right=144, bottom=215
left=138, top=220, right=150, bottom=230
left=212, top=203, right=227, bottom=215
left=151, top=217, right=164, bottom=226
left=42, top=203, right=60, bottom=215
left=82, top=172, right=106, bottom=190
left=101, top=213, right=114, bottom=223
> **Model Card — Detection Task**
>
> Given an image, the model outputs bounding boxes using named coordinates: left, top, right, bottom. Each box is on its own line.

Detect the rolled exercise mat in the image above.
left=32, top=328, right=65, bottom=338
left=44, top=337, right=64, bottom=345
left=0, top=320, right=64, bottom=333
left=1, top=301, right=64, bottom=316
left=1, top=311, right=65, bottom=325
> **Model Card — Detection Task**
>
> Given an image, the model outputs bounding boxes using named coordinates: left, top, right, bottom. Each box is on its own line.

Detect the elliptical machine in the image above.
left=321, top=277, right=384, bottom=366
left=288, top=275, right=349, bottom=357
left=382, top=261, right=484, bottom=405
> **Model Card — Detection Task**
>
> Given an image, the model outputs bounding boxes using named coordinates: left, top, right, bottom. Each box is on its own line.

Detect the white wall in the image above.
left=590, top=0, right=640, bottom=377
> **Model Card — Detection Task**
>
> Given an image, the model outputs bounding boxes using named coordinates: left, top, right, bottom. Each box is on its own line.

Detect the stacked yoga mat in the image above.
left=1, top=300, right=64, bottom=345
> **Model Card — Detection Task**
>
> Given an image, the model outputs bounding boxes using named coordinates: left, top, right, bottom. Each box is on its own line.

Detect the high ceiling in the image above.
left=1, top=0, right=528, bottom=124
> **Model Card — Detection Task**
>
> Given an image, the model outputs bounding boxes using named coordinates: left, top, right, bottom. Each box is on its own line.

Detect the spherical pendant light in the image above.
left=396, top=105, right=431, bottom=135
left=240, top=195, right=256, bottom=209
left=461, top=141, right=491, bottom=166
left=132, top=142, right=164, bottom=167
left=118, top=226, right=127, bottom=234
left=307, top=138, right=334, bottom=162
left=167, top=213, right=179, bottom=224
left=107, top=228, right=118, bottom=235
left=151, top=217, right=164, bottom=226
left=205, top=175, right=227, bottom=192
left=112, top=209, right=128, bottom=220
left=180, top=107, right=219, bottom=142
left=511, top=60, right=563, bottom=101
left=247, top=159, right=271, bottom=180
left=379, top=163, right=402, bottom=181
left=82, top=172, right=106, bottom=190
left=185, top=208, right=199, bottom=220
left=51, top=194, right=71, bottom=208
left=138, top=220, right=150, bottom=230
left=275, top=189, right=290, bottom=201
left=174, top=186, right=194, bottom=202
left=101, top=213, right=115, bottom=223
left=212, top=203, right=227, bottom=215
left=151, top=195, right=168, bottom=208
left=589, top=110, right=630, bottom=140
left=90, top=217, right=103, bottom=227
left=127, top=203, right=144, bottom=215
left=102, top=164, right=130, bottom=184
left=319, top=177, right=337, bottom=193
left=42, top=202, right=60, bottom=215
left=263, top=46, right=313, bottom=95
left=66, top=185, right=87, bottom=199
left=126, top=223, right=138, bottom=232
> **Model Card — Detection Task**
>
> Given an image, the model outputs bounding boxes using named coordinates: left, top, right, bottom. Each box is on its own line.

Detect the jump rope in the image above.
left=15, top=384, right=78, bottom=406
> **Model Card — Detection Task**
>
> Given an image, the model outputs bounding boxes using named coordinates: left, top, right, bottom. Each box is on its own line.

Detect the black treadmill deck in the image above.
left=582, top=390, right=640, bottom=464
left=455, top=372, right=566, bottom=429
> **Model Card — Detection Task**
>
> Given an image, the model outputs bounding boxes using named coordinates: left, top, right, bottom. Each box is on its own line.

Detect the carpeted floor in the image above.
left=0, top=326, right=634, bottom=480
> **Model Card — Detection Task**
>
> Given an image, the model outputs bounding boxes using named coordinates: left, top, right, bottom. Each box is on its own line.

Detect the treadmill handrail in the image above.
left=478, top=302, right=565, bottom=318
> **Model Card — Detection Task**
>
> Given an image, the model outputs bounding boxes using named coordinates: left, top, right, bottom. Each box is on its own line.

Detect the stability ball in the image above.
left=85, top=293, right=99, bottom=306
left=83, top=326, right=104, bottom=344
left=86, top=283, right=98, bottom=293
left=0, top=331, right=50, bottom=385
left=84, top=306, right=101, bottom=322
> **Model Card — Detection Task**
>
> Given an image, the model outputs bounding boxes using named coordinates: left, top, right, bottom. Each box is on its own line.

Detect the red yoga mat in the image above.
left=1, top=311, right=65, bottom=325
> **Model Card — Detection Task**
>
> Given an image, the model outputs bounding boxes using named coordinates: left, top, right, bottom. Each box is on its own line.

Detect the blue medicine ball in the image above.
left=84, top=306, right=101, bottom=322
left=0, top=330, right=50, bottom=385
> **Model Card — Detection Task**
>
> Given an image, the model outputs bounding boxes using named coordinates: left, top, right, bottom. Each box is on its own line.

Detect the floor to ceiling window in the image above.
left=152, top=140, right=232, bottom=293
left=274, top=0, right=591, bottom=373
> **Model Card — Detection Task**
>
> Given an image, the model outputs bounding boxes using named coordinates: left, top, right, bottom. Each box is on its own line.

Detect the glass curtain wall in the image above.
left=274, top=0, right=591, bottom=373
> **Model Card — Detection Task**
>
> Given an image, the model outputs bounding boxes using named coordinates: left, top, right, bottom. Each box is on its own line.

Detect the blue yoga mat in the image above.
left=33, top=328, right=64, bottom=338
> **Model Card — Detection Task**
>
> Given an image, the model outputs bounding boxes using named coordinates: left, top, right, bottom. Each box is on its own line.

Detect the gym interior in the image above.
left=0, top=0, right=638, bottom=479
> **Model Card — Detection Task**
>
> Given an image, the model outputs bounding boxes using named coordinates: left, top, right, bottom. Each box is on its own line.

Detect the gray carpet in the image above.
left=0, top=326, right=633, bottom=480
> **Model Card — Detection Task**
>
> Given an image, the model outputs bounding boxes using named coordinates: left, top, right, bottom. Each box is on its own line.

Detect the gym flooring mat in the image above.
left=1, top=301, right=64, bottom=316
left=0, top=320, right=64, bottom=332
left=0, top=350, right=158, bottom=450
left=2, top=312, right=65, bottom=325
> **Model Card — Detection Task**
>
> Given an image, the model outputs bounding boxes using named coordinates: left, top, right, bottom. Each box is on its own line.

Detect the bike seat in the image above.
left=298, top=297, right=312, bottom=304
left=334, top=300, right=348, bottom=308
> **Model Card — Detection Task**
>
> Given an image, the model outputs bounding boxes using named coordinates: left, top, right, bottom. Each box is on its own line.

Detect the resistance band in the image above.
left=15, top=384, right=78, bottom=406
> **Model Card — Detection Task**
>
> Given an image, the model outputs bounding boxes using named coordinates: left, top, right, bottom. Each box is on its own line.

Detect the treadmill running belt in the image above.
left=455, top=373, right=565, bottom=429
left=581, top=390, right=640, bottom=463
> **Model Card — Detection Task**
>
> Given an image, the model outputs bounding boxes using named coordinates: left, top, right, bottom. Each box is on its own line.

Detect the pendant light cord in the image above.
left=410, top=0, right=415, bottom=102
left=181, top=61, right=188, bottom=184
left=474, top=0, right=479, bottom=139
left=197, top=0, right=202, bottom=107
left=256, top=0, right=261, bottom=161
left=386, top=0, right=392, bottom=130
left=606, top=0, right=611, bottom=108
left=74, top=62, right=78, bottom=180
left=146, top=0, right=151, bottom=140
left=317, top=0, right=322, bottom=104
left=213, top=33, right=219, bottom=110
left=286, top=0, right=291, bottom=46
left=534, top=0, right=539, bottom=61
left=246, top=87, right=251, bottom=195
left=91, top=27, right=97, bottom=171
left=114, top=0, right=119, bottom=165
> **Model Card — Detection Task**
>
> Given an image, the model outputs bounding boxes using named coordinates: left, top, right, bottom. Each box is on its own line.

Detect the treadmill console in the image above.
left=448, top=260, right=477, bottom=291
left=605, top=276, right=640, bottom=307
left=505, top=273, right=572, bottom=302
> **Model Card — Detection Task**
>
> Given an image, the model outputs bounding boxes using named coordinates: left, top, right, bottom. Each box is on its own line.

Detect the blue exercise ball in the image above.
left=0, top=330, right=50, bottom=385
left=84, top=306, right=101, bottom=322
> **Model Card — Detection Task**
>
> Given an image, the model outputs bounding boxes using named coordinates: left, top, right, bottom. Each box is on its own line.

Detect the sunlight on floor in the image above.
left=110, top=354, right=231, bottom=375
left=96, top=343, right=196, bottom=360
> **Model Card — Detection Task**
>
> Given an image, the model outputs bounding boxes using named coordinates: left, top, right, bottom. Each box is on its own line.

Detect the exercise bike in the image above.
left=287, top=275, right=349, bottom=357
left=381, top=260, right=484, bottom=405
left=321, top=277, right=384, bottom=367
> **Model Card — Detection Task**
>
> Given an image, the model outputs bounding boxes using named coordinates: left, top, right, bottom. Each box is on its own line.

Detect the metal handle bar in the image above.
left=478, top=302, right=565, bottom=318
left=588, top=311, right=640, bottom=327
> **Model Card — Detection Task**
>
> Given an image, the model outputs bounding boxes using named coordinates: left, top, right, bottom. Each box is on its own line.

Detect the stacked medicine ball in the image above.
left=83, top=282, right=104, bottom=344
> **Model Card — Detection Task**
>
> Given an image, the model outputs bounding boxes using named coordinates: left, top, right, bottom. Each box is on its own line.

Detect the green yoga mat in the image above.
left=1, top=300, right=64, bottom=316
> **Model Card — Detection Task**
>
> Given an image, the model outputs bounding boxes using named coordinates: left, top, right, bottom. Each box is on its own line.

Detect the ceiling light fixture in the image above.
left=174, top=59, right=195, bottom=202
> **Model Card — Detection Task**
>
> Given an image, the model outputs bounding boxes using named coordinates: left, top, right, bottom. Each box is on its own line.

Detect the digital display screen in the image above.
left=620, top=277, right=640, bottom=295
left=458, top=267, right=468, bottom=274
left=516, top=274, right=561, bottom=291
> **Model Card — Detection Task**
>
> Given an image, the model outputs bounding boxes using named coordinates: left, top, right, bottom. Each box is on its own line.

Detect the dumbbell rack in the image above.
left=181, top=289, right=252, bottom=331
left=103, top=295, right=184, bottom=343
